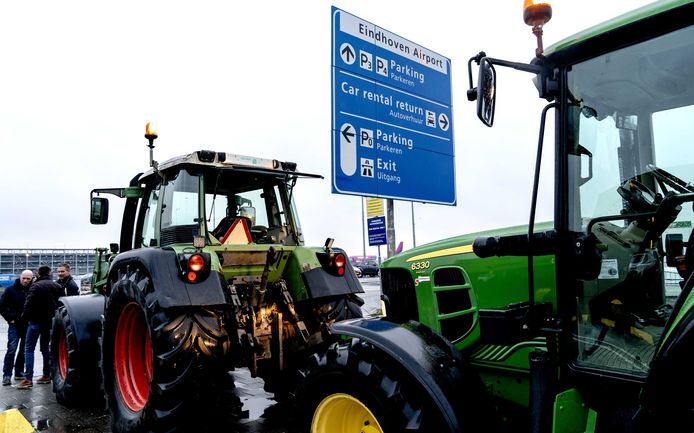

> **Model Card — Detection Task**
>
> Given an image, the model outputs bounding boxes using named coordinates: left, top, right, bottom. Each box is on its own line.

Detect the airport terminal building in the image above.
left=0, top=248, right=95, bottom=288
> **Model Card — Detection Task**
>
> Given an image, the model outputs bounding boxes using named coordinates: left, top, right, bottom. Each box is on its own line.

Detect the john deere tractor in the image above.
left=49, top=125, right=364, bottom=433
left=297, top=1, right=694, bottom=432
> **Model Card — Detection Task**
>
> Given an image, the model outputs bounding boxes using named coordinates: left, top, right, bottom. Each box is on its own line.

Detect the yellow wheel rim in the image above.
left=311, top=393, right=383, bottom=433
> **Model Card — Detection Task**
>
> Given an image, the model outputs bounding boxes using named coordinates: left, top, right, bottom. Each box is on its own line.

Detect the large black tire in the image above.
left=101, top=266, right=233, bottom=433
left=50, top=305, right=104, bottom=407
left=295, top=338, right=454, bottom=433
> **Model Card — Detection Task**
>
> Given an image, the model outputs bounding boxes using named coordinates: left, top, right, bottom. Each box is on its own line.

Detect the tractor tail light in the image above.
left=332, top=253, right=346, bottom=276
left=179, top=252, right=210, bottom=283
left=188, top=254, right=205, bottom=272
left=316, top=251, right=347, bottom=277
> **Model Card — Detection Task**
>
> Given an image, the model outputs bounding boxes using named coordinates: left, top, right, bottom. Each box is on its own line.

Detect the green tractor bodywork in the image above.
left=51, top=148, right=364, bottom=433
left=381, top=222, right=558, bottom=408
left=320, top=1, right=694, bottom=433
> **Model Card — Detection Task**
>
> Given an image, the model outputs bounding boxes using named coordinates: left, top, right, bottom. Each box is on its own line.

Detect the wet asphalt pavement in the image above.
left=0, top=278, right=382, bottom=432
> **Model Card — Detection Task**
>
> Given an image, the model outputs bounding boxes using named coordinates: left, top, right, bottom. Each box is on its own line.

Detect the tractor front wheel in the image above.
left=312, top=392, right=384, bottom=433
left=295, top=338, right=448, bottom=433
left=50, top=305, right=103, bottom=407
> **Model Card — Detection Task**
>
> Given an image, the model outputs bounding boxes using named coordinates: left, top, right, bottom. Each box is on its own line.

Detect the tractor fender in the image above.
left=330, top=318, right=489, bottom=433
left=109, top=248, right=226, bottom=308
left=57, top=294, right=105, bottom=353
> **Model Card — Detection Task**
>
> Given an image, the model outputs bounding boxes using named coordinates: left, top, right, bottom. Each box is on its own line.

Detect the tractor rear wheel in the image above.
left=102, top=266, right=233, bottom=433
left=50, top=305, right=103, bottom=407
left=295, top=338, right=449, bottom=433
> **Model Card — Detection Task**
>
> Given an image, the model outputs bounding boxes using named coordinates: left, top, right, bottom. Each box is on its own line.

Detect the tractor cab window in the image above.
left=205, top=175, right=298, bottom=245
left=160, top=169, right=203, bottom=246
left=139, top=185, right=161, bottom=248
left=567, top=24, right=694, bottom=377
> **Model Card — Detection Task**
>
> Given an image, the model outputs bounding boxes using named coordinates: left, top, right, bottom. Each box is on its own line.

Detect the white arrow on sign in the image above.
left=438, top=113, right=449, bottom=131
left=340, top=123, right=357, bottom=176
left=340, top=43, right=355, bottom=65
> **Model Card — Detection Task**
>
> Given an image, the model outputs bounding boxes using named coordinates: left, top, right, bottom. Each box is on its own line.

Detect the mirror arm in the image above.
left=486, top=56, right=557, bottom=101
left=483, top=57, right=547, bottom=75
left=91, top=188, right=126, bottom=199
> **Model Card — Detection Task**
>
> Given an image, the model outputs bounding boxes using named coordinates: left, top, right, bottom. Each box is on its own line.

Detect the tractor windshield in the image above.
left=567, top=23, right=694, bottom=377
left=204, top=170, right=303, bottom=246
left=135, top=166, right=305, bottom=248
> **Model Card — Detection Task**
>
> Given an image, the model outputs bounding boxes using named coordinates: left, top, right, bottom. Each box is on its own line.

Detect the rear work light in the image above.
left=179, top=252, right=211, bottom=283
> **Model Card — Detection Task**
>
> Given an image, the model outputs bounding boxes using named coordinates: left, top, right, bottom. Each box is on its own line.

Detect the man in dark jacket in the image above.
left=56, top=263, right=79, bottom=296
left=17, top=266, right=64, bottom=389
left=0, top=270, right=33, bottom=385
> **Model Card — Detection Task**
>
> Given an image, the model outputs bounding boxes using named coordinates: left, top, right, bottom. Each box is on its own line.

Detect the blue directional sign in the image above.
left=367, top=216, right=387, bottom=246
left=331, top=7, right=455, bottom=205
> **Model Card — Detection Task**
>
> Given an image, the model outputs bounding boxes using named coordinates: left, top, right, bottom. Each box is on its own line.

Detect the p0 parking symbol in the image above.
left=360, top=128, right=373, bottom=148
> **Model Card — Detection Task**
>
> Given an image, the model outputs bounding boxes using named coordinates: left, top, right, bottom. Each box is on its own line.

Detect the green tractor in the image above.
left=297, top=1, right=694, bottom=432
left=49, top=125, right=365, bottom=433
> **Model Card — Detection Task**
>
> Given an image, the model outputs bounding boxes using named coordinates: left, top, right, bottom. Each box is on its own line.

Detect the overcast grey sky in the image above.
left=0, top=0, right=653, bottom=258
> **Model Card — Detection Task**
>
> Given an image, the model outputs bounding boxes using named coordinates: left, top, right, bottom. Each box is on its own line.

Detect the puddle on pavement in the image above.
left=240, top=395, right=276, bottom=420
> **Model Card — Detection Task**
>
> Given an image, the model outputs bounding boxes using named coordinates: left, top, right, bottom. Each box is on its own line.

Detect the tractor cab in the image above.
left=90, top=147, right=321, bottom=252
left=468, top=0, right=694, bottom=415
left=563, top=26, right=694, bottom=378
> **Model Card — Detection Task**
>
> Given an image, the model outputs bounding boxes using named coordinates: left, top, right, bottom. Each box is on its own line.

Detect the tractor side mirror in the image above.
left=477, top=58, right=497, bottom=127
left=90, top=197, right=109, bottom=225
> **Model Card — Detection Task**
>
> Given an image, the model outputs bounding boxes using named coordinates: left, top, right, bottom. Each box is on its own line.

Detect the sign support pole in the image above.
left=387, top=199, right=395, bottom=258
left=361, top=197, right=366, bottom=258
left=411, top=202, right=417, bottom=248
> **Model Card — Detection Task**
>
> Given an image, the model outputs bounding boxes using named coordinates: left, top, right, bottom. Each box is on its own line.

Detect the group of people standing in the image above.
left=0, top=263, right=79, bottom=389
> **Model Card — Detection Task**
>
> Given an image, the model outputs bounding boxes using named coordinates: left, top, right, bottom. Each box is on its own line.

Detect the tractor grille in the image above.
left=436, top=289, right=472, bottom=315
left=433, top=267, right=476, bottom=343
left=440, top=314, right=475, bottom=341
left=434, top=267, right=466, bottom=286
left=381, top=268, right=418, bottom=323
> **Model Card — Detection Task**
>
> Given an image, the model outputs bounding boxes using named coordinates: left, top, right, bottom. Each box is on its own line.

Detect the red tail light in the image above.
left=188, top=254, right=205, bottom=272
left=317, top=251, right=348, bottom=277
left=333, top=253, right=346, bottom=276
left=179, top=252, right=210, bottom=283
